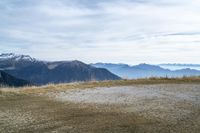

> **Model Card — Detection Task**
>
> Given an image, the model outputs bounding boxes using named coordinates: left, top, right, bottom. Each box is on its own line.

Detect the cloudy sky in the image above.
left=0, top=0, right=200, bottom=64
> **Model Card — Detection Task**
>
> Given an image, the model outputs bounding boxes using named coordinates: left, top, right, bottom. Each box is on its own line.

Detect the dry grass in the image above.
left=0, top=77, right=200, bottom=133
left=3, top=76, right=199, bottom=94
left=0, top=93, right=155, bottom=133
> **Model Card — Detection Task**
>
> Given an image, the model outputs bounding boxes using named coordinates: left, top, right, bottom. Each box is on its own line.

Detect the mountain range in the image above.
left=0, top=53, right=120, bottom=85
left=92, top=63, right=200, bottom=79
left=0, top=70, right=30, bottom=87
left=159, top=64, right=200, bottom=71
left=1, top=53, right=200, bottom=86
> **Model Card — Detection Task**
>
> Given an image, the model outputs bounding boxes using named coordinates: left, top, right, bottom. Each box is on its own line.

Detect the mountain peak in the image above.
left=136, top=63, right=154, bottom=68
left=0, top=53, right=36, bottom=62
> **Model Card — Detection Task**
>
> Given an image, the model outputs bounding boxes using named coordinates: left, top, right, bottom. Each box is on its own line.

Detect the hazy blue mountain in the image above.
left=0, top=70, right=30, bottom=87
left=0, top=53, right=120, bottom=85
left=159, top=64, right=200, bottom=70
left=92, top=63, right=200, bottom=79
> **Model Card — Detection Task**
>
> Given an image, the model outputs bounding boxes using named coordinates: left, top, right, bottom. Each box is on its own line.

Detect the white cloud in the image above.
left=0, top=0, right=200, bottom=64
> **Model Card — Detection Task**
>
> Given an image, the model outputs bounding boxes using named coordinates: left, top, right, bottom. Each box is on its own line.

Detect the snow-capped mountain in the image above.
left=0, top=53, right=36, bottom=62
left=0, top=53, right=120, bottom=85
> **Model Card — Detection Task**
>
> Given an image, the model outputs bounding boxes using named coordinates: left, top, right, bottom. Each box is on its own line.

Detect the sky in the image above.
left=0, top=0, right=200, bottom=64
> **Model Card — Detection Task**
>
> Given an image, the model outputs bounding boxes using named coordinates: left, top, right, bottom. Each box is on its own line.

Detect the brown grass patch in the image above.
left=1, top=76, right=200, bottom=95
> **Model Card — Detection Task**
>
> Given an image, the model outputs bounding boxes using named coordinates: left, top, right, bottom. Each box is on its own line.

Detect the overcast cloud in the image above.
left=0, top=0, right=200, bottom=64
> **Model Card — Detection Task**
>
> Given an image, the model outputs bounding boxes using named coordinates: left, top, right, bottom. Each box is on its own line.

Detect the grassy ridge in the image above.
left=0, top=76, right=197, bottom=94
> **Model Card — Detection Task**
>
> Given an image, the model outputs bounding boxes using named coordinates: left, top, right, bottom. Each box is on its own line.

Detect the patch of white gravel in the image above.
left=51, top=84, right=200, bottom=122
left=54, top=84, right=200, bottom=105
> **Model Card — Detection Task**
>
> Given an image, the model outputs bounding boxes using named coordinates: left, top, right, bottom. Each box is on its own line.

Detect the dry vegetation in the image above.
left=3, top=76, right=199, bottom=94
left=0, top=77, right=200, bottom=133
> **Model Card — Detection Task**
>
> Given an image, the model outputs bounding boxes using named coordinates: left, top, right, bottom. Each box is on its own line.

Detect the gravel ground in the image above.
left=54, top=84, right=200, bottom=105
left=53, top=84, right=200, bottom=130
left=1, top=84, right=200, bottom=133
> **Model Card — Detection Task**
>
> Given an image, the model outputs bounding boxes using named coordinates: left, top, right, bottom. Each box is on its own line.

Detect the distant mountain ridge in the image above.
left=0, top=70, right=30, bottom=87
left=159, top=63, right=200, bottom=70
left=0, top=53, right=120, bottom=85
left=159, top=63, right=200, bottom=67
left=92, top=63, right=200, bottom=79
